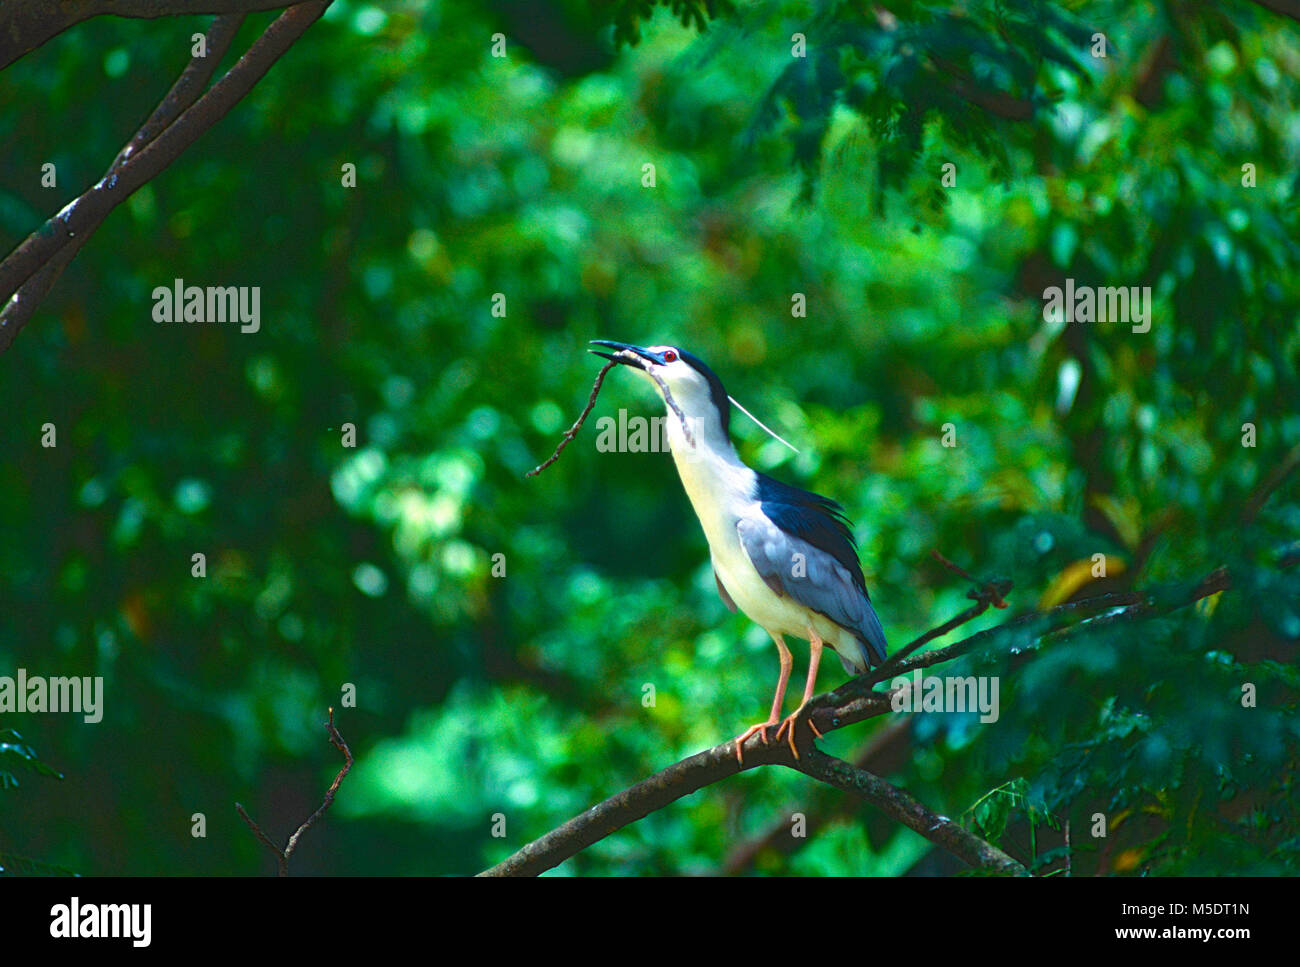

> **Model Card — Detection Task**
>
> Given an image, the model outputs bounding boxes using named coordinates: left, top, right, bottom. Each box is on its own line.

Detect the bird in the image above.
left=589, top=341, right=889, bottom=765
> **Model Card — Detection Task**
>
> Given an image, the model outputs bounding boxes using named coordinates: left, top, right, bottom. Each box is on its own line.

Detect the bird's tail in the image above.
left=840, top=602, right=889, bottom=674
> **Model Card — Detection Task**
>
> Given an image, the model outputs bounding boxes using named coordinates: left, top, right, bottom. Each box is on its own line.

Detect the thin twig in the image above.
left=930, top=549, right=978, bottom=584
left=852, top=565, right=1013, bottom=690
left=234, top=803, right=283, bottom=858
left=931, top=549, right=1010, bottom=609
left=526, top=361, right=617, bottom=477
left=236, top=707, right=353, bottom=876
left=526, top=354, right=696, bottom=477
left=1241, top=440, right=1300, bottom=525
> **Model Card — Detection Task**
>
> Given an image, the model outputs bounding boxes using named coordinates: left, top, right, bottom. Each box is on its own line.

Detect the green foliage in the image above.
left=611, top=0, right=737, bottom=47
left=0, top=729, right=63, bottom=790
left=0, top=0, right=1296, bottom=875
left=749, top=0, right=1095, bottom=192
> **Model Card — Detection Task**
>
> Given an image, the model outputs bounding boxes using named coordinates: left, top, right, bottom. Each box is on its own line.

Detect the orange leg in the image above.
left=734, top=635, right=792, bottom=766
left=775, top=626, right=825, bottom=760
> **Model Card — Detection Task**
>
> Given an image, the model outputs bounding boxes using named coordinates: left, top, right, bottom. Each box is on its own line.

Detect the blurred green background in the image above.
left=1, top=0, right=1298, bottom=875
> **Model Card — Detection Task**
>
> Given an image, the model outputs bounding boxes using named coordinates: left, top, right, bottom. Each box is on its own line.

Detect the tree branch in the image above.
left=0, top=2, right=332, bottom=353
left=793, top=749, right=1027, bottom=874
left=0, top=0, right=295, bottom=70
left=1241, top=440, right=1300, bottom=525
left=927, top=55, right=1036, bottom=121
left=236, top=707, right=352, bottom=876
left=0, top=13, right=246, bottom=347
left=479, top=577, right=1008, bottom=877
left=1249, top=0, right=1300, bottom=27
left=720, top=717, right=912, bottom=875
left=479, top=551, right=1291, bottom=877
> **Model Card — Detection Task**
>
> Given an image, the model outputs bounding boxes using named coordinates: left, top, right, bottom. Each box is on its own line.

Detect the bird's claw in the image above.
left=734, top=720, right=779, bottom=767
left=774, top=705, right=823, bottom=760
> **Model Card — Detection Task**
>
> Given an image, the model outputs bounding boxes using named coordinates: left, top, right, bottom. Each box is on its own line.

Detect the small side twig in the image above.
left=931, top=549, right=1010, bottom=608
left=1241, top=440, right=1300, bottom=525
left=852, top=554, right=1012, bottom=688
left=236, top=707, right=353, bottom=877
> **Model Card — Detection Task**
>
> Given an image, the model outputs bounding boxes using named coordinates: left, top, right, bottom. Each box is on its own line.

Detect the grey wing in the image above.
left=736, top=516, right=887, bottom=671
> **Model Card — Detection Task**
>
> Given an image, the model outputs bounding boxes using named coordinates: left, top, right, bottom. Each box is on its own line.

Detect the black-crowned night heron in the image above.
left=590, top=341, right=889, bottom=764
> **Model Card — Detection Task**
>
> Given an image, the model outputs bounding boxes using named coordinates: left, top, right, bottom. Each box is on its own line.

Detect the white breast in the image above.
left=666, top=422, right=813, bottom=637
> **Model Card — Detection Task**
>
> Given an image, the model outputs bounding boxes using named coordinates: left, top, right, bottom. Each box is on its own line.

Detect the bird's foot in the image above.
left=734, top=719, right=779, bottom=767
left=774, top=705, right=824, bottom=760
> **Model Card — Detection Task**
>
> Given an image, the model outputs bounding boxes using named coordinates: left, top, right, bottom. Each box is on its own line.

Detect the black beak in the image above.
left=589, top=340, right=658, bottom=371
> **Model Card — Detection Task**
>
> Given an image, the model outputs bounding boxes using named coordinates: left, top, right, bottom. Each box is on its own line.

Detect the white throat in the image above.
left=661, top=406, right=755, bottom=551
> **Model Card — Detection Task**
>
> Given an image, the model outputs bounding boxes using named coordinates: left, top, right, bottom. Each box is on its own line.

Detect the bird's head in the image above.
left=589, top=340, right=732, bottom=440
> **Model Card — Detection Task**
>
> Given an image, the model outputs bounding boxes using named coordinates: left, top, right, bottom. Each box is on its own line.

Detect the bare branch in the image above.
left=237, top=708, right=353, bottom=876
left=720, top=717, right=912, bottom=875
left=1250, top=0, right=1300, bottom=27
left=479, top=582, right=1006, bottom=877
left=0, top=2, right=332, bottom=353
left=0, top=13, right=246, bottom=344
left=478, top=737, right=763, bottom=877
left=113, top=14, right=249, bottom=169
left=926, top=55, right=1035, bottom=122
left=1241, top=440, right=1300, bottom=525
left=479, top=552, right=1291, bottom=877
left=476, top=702, right=1019, bottom=876
left=793, top=749, right=1027, bottom=874
left=0, top=0, right=293, bottom=70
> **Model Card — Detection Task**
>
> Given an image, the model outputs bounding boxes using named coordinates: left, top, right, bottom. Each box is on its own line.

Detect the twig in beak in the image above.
left=525, top=360, right=617, bottom=478
left=525, top=351, right=696, bottom=479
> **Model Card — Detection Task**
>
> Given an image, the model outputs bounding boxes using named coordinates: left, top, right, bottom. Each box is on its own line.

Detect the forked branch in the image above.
left=236, top=707, right=352, bottom=876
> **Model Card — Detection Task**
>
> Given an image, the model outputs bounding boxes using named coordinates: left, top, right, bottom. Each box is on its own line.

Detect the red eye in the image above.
left=663, top=349, right=678, bottom=363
